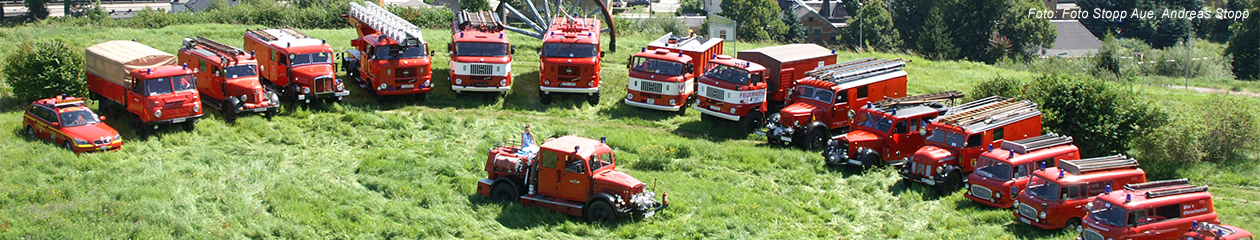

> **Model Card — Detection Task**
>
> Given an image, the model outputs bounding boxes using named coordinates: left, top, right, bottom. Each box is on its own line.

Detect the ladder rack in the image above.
left=458, top=10, right=504, bottom=32
left=805, top=58, right=877, bottom=75
left=247, top=28, right=278, bottom=42
left=1000, top=133, right=1073, bottom=154
left=937, top=97, right=1036, bottom=127
left=194, top=36, right=246, bottom=57
left=870, top=90, right=964, bottom=109
left=349, top=2, right=425, bottom=46
left=1058, top=155, right=1139, bottom=175
left=1125, top=178, right=1190, bottom=191
left=1145, top=185, right=1208, bottom=198
left=806, top=59, right=905, bottom=84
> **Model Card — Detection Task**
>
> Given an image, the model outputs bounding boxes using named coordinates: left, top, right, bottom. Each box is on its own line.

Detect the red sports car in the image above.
left=22, top=95, right=122, bottom=154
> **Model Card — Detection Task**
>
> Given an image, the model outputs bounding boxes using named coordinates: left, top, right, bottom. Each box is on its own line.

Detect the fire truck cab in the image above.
left=1080, top=179, right=1219, bottom=240
left=538, top=16, right=604, bottom=105
left=822, top=91, right=962, bottom=167
left=764, top=58, right=910, bottom=150
left=178, top=36, right=280, bottom=123
left=344, top=2, right=434, bottom=100
left=624, top=33, right=722, bottom=113
left=900, top=96, right=1043, bottom=195
left=449, top=10, right=513, bottom=96
left=694, top=55, right=769, bottom=134
left=967, top=133, right=1079, bottom=209
left=244, top=28, right=349, bottom=104
left=86, top=40, right=203, bottom=137
left=1017, top=155, right=1147, bottom=230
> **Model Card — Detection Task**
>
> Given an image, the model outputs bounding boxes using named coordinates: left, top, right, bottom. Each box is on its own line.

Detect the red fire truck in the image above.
left=1016, top=155, right=1147, bottom=230
left=244, top=28, right=349, bottom=104
left=966, top=133, right=1078, bottom=208
left=177, top=36, right=280, bottom=123
left=343, top=2, right=434, bottom=100
left=475, top=135, right=667, bottom=222
left=763, top=58, right=910, bottom=149
left=1183, top=221, right=1253, bottom=240
left=538, top=16, right=604, bottom=105
left=823, top=91, right=963, bottom=167
left=86, top=40, right=203, bottom=137
left=1080, top=179, right=1219, bottom=240
left=624, top=33, right=722, bottom=113
left=449, top=11, right=514, bottom=96
left=695, top=44, right=836, bottom=134
left=899, top=96, right=1043, bottom=195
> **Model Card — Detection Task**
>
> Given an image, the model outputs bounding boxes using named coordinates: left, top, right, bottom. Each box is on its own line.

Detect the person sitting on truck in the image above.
left=519, top=124, right=539, bottom=158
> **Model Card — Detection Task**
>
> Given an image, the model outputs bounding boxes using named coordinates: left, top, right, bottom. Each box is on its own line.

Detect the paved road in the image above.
left=3, top=2, right=169, bottom=19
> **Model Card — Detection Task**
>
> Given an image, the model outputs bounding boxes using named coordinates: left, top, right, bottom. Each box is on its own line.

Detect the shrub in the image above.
left=25, top=0, right=51, bottom=20
left=2, top=40, right=87, bottom=101
left=1022, top=75, right=1166, bottom=157
left=1091, top=33, right=1122, bottom=77
left=968, top=76, right=1022, bottom=101
left=1130, top=98, right=1260, bottom=177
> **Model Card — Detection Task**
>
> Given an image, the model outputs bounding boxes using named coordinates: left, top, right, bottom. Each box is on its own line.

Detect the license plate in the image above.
left=401, top=84, right=414, bottom=89
left=254, top=108, right=268, bottom=112
left=709, top=106, right=720, bottom=111
left=646, top=99, right=654, bottom=104
left=780, top=136, right=791, bottom=142
left=848, top=159, right=862, bottom=165
left=99, top=146, right=109, bottom=150
left=561, top=82, right=577, bottom=86
left=644, top=210, right=656, bottom=218
left=921, top=178, right=934, bottom=184
left=172, top=118, right=185, bottom=123
left=1020, top=217, right=1031, bottom=225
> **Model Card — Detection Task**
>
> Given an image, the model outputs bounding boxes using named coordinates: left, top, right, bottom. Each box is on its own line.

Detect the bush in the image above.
left=1091, top=33, right=1122, bottom=77
left=2, top=40, right=87, bottom=101
left=968, top=76, right=1022, bottom=101
left=1226, top=11, right=1260, bottom=80
left=1131, top=98, right=1260, bottom=177
left=25, top=0, right=51, bottom=20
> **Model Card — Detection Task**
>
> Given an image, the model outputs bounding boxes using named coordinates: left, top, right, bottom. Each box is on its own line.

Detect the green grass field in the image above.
left=0, top=24, right=1256, bottom=239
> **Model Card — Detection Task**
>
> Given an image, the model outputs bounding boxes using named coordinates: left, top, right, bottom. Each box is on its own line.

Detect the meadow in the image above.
left=0, top=23, right=1256, bottom=239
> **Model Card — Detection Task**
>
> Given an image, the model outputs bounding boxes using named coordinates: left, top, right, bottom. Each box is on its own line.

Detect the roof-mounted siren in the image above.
left=183, top=37, right=195, bottom=49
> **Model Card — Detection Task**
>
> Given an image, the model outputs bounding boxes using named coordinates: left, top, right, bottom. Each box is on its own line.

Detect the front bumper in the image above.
left=965, top=190, right=1015, bottom=208
left=73, top=140, right=124, bottom=153
left=899, top=165, right=942, bottom=186
left=540, top=86, right=600, bottom=94
left=297, top=90, right=352, bottom=100
left=146, top=114, right=203, bottom=126
left=624, top=99, right=683, bottom=111
left=823, top=145, right=854, bottom=165
left=765, top=123, right=802, bottom=143
left=451, top=74, right=511, bottom=93
left=694, top=104, right=741, bottom=121
left=619, top=193, right=669, bottom=218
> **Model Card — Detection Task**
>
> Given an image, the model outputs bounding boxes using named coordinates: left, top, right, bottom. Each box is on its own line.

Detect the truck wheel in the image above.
left=586, top=92, right=601, bottom=106
left=802, top=127, right=829, bottom=151
left=539, top=90, right=553, bottom=105
left=936, top=171, right=962, bottom=195
left=224, top=97, right=240, bottom=124
left=1065, top=218, right=1082, bottom=232
left=490, top=182, right=519, bottom=202
left=860, top=154, right=880, bottom=170
left=415, top=93, right=428, bottom=102
left=286, top=84, right=299, bottom=102
left=63, top=141, right=74, bottom=152
left=585, top=200, right=617, bottom=223
left=133, top=116, right=149, bottom=139
left=264, top=109, right=277, bottom=120
left=738, top=111, right=764, bottom=135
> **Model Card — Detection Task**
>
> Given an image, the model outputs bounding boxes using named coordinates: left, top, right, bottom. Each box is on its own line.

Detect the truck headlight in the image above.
left=1039, top=211, right=1046, bottom=219
left=303, top=87, right=311, bottom=94
left=626, top=93, right=633, bottom=100
left=155, top=110, right=162, bottom=118
left=730, top=108, right=736, bottom=114
left=936, top=166, right=943, bottom=175
left=669, top=99, right=676, bottom=105
left=500, top=79, right=507, bottom=87
left=193, top=104, right=200, bottom=113
left=847, top=110, right=856, bottom=118
left=588, top=81, right=594, bottom=87
left=241, top=94, right=249, bottom=102
left=794, top=120, right=800, bottom=126
left=337, top=83, right=345, bottom=91
left=456, top=78, right=463, bottom=85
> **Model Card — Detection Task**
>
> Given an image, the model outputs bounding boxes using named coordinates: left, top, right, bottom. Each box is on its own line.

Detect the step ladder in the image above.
left=458, top=10, right=504, bottom=32
left=805, top=58, right=905, bottom=84
left=1000, top=133, right=1073, bottom=154
left=870, top=90, right=965, bottom=108
left=1058, top=155, right=1138, bottom=175
left=349, top=2, right=425, bottom=46
left=193, top=36, right=246, bottom=56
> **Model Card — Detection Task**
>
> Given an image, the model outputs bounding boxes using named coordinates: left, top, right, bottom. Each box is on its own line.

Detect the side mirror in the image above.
left=599, top=51, right=605, bottom=58
left=510, top=44, right=516, bottom=54
left=447, top=43, right=453, bottom=51
left=919, top=126, right=928, bottom=136
left=100, top=116, right=106, bottom=121
left=429, top=50, right=435, bottom=56
left=49, top=122, right=60, bottom=128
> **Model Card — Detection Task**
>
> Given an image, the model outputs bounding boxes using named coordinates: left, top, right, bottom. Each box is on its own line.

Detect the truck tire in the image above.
left=64, top=141, right=74, bottom=152
left=286, top=84, right=299, bottom=102
left=860, top=154, right=880, bottom=170
left=738, top=110, right=764, bottom=135
left=224, top=97, right=240, bottom=124
left=936, top=171, right=962, bottom=195
left=415, top=93, right=428, bottom=102
left=133, top=115, right=150, bottom=139
left=586, top=92, right=601, bottom=106
left=539, top=90, right=553, bottom=105
left=584, top=200, right=617, bottom=223
left=802, top=127, right=829, bottom=151
left=1065, top=218, right=1082, bottom=232
left=490, top=182, right=519, bottom=202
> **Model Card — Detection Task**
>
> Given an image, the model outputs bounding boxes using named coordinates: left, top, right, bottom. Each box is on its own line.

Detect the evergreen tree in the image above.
left=781, top=10, right=808, bottom=43
left=1225, top=11, right=1260, bottom=80
left=842, top=0, right=900, bottom=51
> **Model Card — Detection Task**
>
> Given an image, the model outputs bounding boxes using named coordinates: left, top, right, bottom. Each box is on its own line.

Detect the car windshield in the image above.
left=975, top=157, right=1013, bottom=181
left=795, top=86, right=835, bottom=104
left=859, top=113, right=893, bottom=133
left=291, top=52, right=333, bottom=66
left=146, top=75, right=195, bottom=96
left=630, top=57, right=686, bottom=76
left=1026, top=176, right=1060, bottom=201
left=376, top=45, right=429, bottom=59
left=925, top=130, right=966, bottom=148
left=58, top=109, right=100, bottom=127
left=589, top=152, right=615, bottom=171
left=705, top=64, right=751, bottom=85
left=225, top=65, right=257, bottom=79
left=542, top=43, right=598, bottom=58
left=1089, top=199, right=1128, bottom=227
left=453, top=42, right=507, bottom=57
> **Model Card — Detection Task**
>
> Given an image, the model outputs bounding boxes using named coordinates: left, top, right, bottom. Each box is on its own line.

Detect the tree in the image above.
left=719, top=0, right=787, bottom=41
left=462, top=0, right=491, bottom=11
left=842, top=0, right=900, bottom=51
left=1225, top=10, right=1260, bottom=80
left=3, top=40, right=88, bottom=101
left=1092, top=33, right=1124, bottom=76
left=24, top=0, right=51, bottom=20
left=992, top=0, right=1057, bottom=60
left=781, top=10, right=807, bottom=43
left=892, top=0, right=1053, bottom=62
left=913, top=6, right=957, bottom=59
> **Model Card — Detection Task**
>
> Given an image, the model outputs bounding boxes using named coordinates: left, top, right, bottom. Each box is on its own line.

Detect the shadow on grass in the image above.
left=669, top=118, right=750, bottom=142
left=821, top=163, right=866, bottom=178
left=597, top=101, right=680, bottom=122
left=1001, top=220, right=1069, bottom=239
left=886, top=178, right=955, bottom=201
left=465, top=194, right=632, bottom=230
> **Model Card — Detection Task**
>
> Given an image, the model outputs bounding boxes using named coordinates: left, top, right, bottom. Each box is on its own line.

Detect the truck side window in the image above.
left=1013, top=164, right=1028, bottom=178
left=837, top=89, right=849, bottom=103
left=539, top=151, right=557, bottom=169
left=1152, top=204, right=1182, bottom=221
left=199, top=60, right=207, bottom=73
left=894, top=121, right=908, bottom=134
left=42, top=107, right=58, bottom=124
left=993, top=128, right=1005, bottom=141
left=565, top=158, right=586, bottom=174
left=908, top=118, right=919, bottom=133
left=856, top=86, right=868, bottom=99
left=1062, top=185, right=1080, bottom=200
left=1128, top=209, right=1147, bottom=226
left=966, top=134, right=983, bottom=148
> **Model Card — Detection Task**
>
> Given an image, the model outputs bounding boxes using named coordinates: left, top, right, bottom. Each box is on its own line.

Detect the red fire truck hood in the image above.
left=291, top=64, right=335, bottom=80
left=779, top=102, right=821, bottom=126
left=913, top=145, right=957, bottom=164
left=845, top=130, right=884, bottom=147
left=63, top=124, right=119, bottom=141
left=593, top=169, right=644, bottom=190
left=540, top=57, right=599, bottom=65
left=451, top=55, right=510, bottom=64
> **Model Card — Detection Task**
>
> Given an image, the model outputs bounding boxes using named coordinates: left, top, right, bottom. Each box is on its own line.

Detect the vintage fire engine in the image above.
left=86, top=40, right=203, bottom=137
left=899, top=96, right=1043, bottom=195
left=449, top=11, right=514, bottom=96
left=1017, top=155, right=1147, bottom=230
left=244, top=28, right=349, bottom=104
left=1183, top=221, right=1253, bottom=240
left=22, top=95, right=123, bottom=153
left=177, top=36, right=280, bottom=123
left=822, top=91, right=963, bottom=167
left=763, top=58, right=911, bottom=149
left=967, top=133, right=1079, bottom=208
left=624, top=33, right=722, bottom=113
left=476, top=136, right=667, bottom=222
left=344, top=2, right=434, bottom=100
left=1080, top=179, right=1219, bottom=240
left=695, top=44, right=836, bottom=134
left=537, top=15, right=605, bottom=105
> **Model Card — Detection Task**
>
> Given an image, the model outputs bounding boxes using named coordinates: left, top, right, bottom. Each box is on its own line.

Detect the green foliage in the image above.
left=992, top=0, right=1057, bottom=61
left=461, top=0, right=491, bottom=11
left=1132, top=98, right=1260, bottom=178
left=968, top=76, right=1023, bottom=101
left=912, top=6, right=957, bottom=60
left=893, top=0, right=1054, bottom=62
left=781, top=10, right=807, bottom=43
left=679, top=0, right=706, bottom=14
left=24, top=0, right=51, bottom=20
left=719, top=0, right=787, bottom=41
left=1140, top=40, right=1231, bottom=79
left=1226, top=12, right=1260, bottom=80
left=1023, top=75, right=1167, bottom=157
left=1078, top=0, right=1201, bottom=48
left=1092, top=33, right=1123, bottom=77
left=842, top=0, right=900, bottom=51
left=2, top=40, right=86, bottom=101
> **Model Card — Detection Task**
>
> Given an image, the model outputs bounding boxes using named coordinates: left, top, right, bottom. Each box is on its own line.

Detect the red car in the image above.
left=22, top=95, right=123, bottom=153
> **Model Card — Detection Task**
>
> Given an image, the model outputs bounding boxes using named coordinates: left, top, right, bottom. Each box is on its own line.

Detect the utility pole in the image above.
left=856, top=2, right=864, bottom=52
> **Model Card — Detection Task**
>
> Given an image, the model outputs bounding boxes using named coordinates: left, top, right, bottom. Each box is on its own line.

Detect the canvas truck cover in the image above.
left=85, top=41, right=177, bottom=86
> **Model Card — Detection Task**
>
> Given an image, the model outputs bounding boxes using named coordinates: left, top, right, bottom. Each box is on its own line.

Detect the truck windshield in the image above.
left=225, top=65, right=257, bottom=79
left=705, top=64, right=751, bottom=85
left=860, top=113, right=893, bottom=133
left=975, top=157, right=1013, bottom=181
left=541, top=43, right=598, bottom=58
left=58, top=109, right=100, bottom=127
left=630, top=57, right=686, bottom=76
left=795, top=86, right=834, bottom=103
left=1026, top=176, right=1060, bottom=201
left=589, top=152, right=615, bottom=171
left=376, top=45, right=428, bottom=59
left=1089, top=199, right=1128, bottom=227
left=291, top=52, right=333, bottom=66
left=453, top=42, right=507, bottom=57
left=146, top=75, right=196, bottom=96
left=925, top=129, right=966, bottom=148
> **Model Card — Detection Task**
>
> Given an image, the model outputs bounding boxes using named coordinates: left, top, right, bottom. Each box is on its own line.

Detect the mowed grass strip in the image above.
left=0, top=24, right=1255, bottom=239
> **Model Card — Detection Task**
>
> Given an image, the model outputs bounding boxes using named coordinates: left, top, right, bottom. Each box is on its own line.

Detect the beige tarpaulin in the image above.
left=85, top=41, right=177, bottom=86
